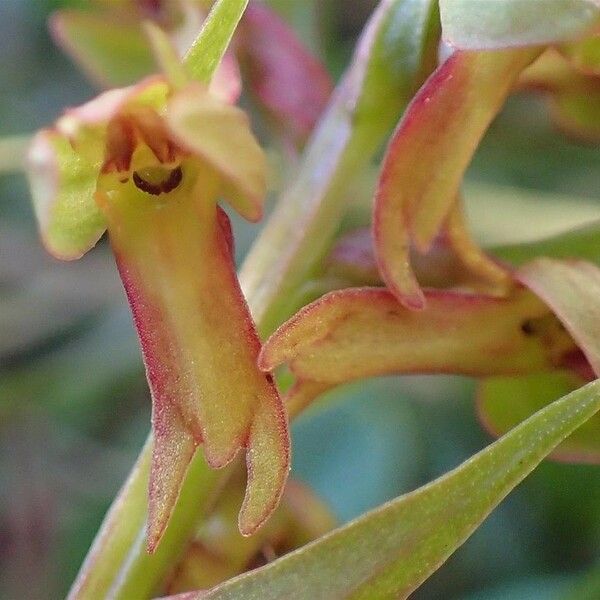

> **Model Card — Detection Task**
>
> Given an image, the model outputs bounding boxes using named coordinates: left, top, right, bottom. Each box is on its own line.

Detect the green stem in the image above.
left=67, top=1, right=440, bottom=598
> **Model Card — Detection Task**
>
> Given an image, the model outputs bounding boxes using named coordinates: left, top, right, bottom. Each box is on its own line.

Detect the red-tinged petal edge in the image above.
left=99, top=173, right=289, bottom=549
left=148, top=400, right=197, bottom=552
left=238, top=3, right=333, bottom=145
left=239, top=388, right=290, bottom=536
left=259, top=286, right=581, bottom=415
left=58, top=76, right=168, bottom=133
left=374, top=48, right=540, bottom=309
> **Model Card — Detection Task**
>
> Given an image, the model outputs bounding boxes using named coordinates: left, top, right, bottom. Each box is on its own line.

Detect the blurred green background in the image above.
left=1, top=1, right=600, bottom=598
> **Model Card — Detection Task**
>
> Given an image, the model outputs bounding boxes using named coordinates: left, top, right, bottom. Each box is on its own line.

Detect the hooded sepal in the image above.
left=98, top=171, right=290, bottom=548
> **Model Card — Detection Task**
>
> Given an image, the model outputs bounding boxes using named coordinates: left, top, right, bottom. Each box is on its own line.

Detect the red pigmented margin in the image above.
left=240, top=375, right=291, bottom=536
left=373, top=49, right=540, bottom=310
left=372, top=54, right=469, bottom=310
left=110, top=201, right=289, bottom=550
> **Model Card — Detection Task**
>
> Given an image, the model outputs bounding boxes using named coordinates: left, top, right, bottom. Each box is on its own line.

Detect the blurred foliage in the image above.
left=1, top=1, right=600, bottom=599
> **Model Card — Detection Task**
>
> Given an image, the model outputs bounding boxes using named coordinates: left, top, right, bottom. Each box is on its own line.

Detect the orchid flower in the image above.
left=374, top=3, right=600, bottom=310
left=27, top=55, right=290, bottom=550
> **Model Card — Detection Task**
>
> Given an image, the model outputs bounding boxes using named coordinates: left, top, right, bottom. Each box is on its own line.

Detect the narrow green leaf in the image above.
left=184, top=0, right=248, bottom=84
left=463, top=182, right=600, bottom=248
left=440, top=0, right=600, bottom=50
left=192, top=379, right=600, bottom=599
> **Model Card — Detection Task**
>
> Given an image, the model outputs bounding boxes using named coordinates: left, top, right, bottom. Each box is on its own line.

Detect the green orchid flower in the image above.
left=27, top=72, right=290, bottom=551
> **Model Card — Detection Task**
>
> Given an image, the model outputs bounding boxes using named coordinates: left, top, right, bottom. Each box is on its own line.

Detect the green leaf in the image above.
left=479, top=373, right=600, bottom=464
left=184, top=0, right=248, bottom=84
left=50, top=11, right=155, bottom=88
left=27, top=129, right=106, bottom=260
left=440, top=0, right=600, bottom=50
left=463, top=181, right=600, bottom=248
left=189, top=379, right=600, bottom=599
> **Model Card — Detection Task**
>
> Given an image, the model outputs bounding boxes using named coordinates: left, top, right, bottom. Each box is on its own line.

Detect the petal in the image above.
left=27, top=129, right=106, bottom=260
left=326, top=228, right=382, bottom=286
left=209, top=52, right=242, bottom=104
left=443, top=198, right=512, bottom=293
left=239, top=391, right=290, bottom=536
left=518, top=258, right=600, bottom=375
left=259, top=287, right=578, bottom=388
left=237, top=3, right=333, bottom=145
left=166, top=84, right=267, bottom=221
left=373, top=48, right=540, bottom=308
left=148, top=398, right=197, bottom=551
left=56, top=77, right=169, bottom=167
left=328, top=210, right=511, bottom=295
left=58, top=77, right=169, bottom=129
left=98, top=173, right=288, bottom=546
